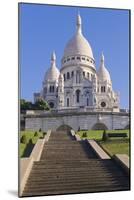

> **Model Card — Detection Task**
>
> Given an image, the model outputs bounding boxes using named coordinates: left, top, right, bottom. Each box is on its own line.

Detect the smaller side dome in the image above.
left=97, top=53, right=111, bottom=84
left=44, top=51, right=60, bottom=82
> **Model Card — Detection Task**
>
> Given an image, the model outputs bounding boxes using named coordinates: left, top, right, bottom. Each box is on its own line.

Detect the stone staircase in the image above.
left=22, top=130, right=130, bottom=197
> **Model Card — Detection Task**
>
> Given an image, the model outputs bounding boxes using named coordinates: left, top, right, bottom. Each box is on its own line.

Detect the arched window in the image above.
left=87, top=98, right=89, bottom=106
left=101, top=86, right=105, bottom=93
left=63, top=74, right=66, bottom=81
left=49, top=102, right=54, bottom=108
left=71, top=57, right=75, bottom=60
left=67, top=72, right=70, bottom=79
left=76, top=90, right=80, bottom=103
left=71, top=71, right=74, bottom=77
left=83, top=71, right=85, bottom=77
left=67, top=98, right=69, bottom=107
left=52, top=86, right=54, bottom=92
left=49, top=86, right=54, bottom=93
left=94, top=97, right=96, bottom=103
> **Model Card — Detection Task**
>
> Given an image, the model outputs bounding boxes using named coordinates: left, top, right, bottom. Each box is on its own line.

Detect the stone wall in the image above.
left=25, top=112, right=129, bottom=131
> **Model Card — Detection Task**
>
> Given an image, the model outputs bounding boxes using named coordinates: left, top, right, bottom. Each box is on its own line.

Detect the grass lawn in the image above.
left=77, top=129, right=129, bottom=140
left=77, top=129, right=130, bottom=156
left=20, top=131, right=45, bottom=157
left=99, top=139, right=130, bottom=156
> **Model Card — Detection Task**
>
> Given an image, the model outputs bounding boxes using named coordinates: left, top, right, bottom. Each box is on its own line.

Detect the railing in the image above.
left=25, top=107, right=129, bottom=116
left=19, top=130, right=51, bottom=196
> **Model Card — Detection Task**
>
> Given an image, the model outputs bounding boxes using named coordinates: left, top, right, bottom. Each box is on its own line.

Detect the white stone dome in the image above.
left=64, top=34, right=93, bottom=58
left=97, top=53, right=111, bottom=83
left=44, top=52, right=60, bottom=82
left=63, top=14, right=94, bottom=59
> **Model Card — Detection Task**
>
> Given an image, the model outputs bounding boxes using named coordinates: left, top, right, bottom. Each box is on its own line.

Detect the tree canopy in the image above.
left=20, top=99, right=50, bottom=112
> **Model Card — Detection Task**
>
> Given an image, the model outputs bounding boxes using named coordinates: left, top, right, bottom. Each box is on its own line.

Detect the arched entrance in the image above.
left=56, top=124, right=73, bottom=131
left=92, top=123, right=108, bottom=130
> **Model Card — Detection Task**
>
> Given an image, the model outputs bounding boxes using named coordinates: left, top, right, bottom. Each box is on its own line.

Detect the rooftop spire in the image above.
left=76, top=13, right=82, bottom=34
left=101, top=52, right=105, bottom=68
left=51, top=51, right=56, bottom=68
left=51, top=51, right=56, bottom=61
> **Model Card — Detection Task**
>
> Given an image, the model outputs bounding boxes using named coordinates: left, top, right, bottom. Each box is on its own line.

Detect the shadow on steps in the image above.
left=22, top=142, right=34, bottom=157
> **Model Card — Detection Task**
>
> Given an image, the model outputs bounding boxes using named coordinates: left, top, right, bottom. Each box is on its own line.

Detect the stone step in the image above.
left=31, top=166, right=125, bottom=173
left=23, top=182, right=129, bottom=194
left=32, top=161, right=121, bottom=168
left=27, top=172, right=128, bottom=181
left=22, top=186, right=129, bottom=197
left=30, top=168, right=125, bottom=176
left=23, top=187, right=129, bottom=197
left=22, top=130, right=129, bottom=197
left=25, top=179, right=128, bottom=190
left=41, top=153, right=89, bottom=157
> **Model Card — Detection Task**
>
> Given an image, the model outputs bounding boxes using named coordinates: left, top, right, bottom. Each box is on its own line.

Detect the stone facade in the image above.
left=25, top=111, right=129, bottom=132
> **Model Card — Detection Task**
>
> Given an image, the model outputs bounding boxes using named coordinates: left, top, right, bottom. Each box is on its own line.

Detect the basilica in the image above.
left=34, top=14, right=119, bottom=112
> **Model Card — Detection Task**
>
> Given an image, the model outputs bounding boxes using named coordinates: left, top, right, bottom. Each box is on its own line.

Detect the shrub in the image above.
left=78, top=126, right=80, bottom=131
left=21, top=135, right=27, bottom=144
left=43, top=132, right=46, bottom=137
left=102, top=130, right=108, bottom=141
left=34, top=131, right=38, bottom=137
left=29, top=138, right=33, bottom=144
left=82, top=132, right=87, bottom=138
left=39, top=128, right=42, bottom=132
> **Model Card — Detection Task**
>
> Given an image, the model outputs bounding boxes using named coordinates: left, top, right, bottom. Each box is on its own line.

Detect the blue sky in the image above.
left=19, top=3, right=130, bottom=109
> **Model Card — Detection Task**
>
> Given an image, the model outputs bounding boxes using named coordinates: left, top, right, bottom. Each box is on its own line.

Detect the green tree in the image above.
left=20, top=99, right=33, bottom=111
left=20, top=98, right=50, bottom=112
left=35, top=99, right=50, bottom=110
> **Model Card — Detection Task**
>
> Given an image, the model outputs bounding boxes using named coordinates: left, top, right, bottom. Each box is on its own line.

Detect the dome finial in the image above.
left=101, top=52, right=105, bottom=67
left=101, top=52, right=104, bottom=62
left=76, top=13, right=82, bottom=34
left=51, top=51, right=56, bottom=68
left=51, top=51, right=56, bottom=61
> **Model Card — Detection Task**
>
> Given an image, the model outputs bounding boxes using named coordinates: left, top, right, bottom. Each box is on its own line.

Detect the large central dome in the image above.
left=63, top=14, right=94, bottom=59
